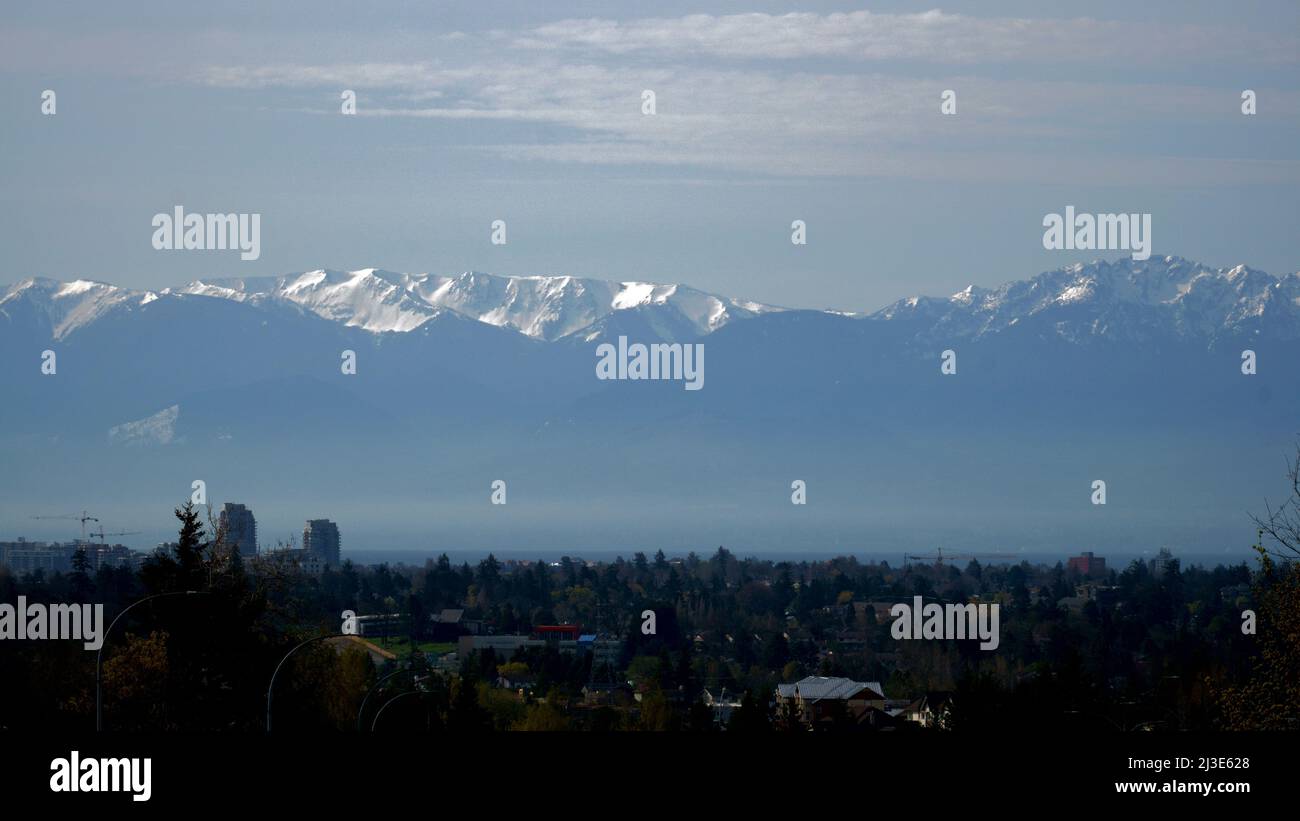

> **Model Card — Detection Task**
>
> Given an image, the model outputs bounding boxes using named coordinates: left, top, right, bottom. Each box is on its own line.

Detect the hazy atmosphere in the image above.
left=2, top=2, right=1298, bottom=562
left=3, top=0, right=1299, bottom=312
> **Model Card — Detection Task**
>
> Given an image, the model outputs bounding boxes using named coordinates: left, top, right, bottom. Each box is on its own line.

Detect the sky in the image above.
left=2, top=1, right=1299, bottom=313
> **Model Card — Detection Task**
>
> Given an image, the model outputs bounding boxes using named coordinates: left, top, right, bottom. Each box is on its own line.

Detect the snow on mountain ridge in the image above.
left=0, top=276, right=156, bottom=339
left=174, top=269, right=783, bottom=341
left=7, top=257, right=1298, bottom=345
left=872, top=256, right=1300, bottom=344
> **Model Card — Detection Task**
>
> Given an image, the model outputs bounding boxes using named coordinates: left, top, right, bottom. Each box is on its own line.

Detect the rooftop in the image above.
left=776, top=676, right=885, bottom=701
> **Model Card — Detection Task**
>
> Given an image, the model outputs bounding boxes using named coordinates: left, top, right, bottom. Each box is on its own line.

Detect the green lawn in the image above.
left=359, top=637, right=456, bottom=658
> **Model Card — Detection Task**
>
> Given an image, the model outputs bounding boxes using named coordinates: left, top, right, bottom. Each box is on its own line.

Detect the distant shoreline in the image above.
left=341, top=547, right=1260, bottom=569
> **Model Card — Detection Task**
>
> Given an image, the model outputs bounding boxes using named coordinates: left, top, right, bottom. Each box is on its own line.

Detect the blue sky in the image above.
left=2, top=1, right=1298, bottom=311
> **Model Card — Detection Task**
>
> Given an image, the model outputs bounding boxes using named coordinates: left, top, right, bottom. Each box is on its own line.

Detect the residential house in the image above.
left=775, top=675, right=887, bottom=727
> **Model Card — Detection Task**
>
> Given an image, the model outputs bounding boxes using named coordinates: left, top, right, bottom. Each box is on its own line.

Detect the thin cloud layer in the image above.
left=12, top=7, right=1300, bottom=182
left=507, top=10, right=1300, bottom=65
left=196, top=54, right=1300, bottom=183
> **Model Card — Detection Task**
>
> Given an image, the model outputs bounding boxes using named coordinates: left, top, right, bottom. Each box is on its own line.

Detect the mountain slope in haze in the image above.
left=4, top=255, right=1298, bottom=439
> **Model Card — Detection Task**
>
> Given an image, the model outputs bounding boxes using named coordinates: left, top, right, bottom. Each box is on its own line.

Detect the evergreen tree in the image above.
left=727, top=689, right=771, bottom=732
left=763, top=630, right=791, bottom=670
left=173, top=500, right=207, bottom=588
left=687, top=698, right=715, bottom=732
left=447, top=675, right=491, bottom=732
left=70, top=548, right=94, bottom=600
left=674, top=643, right=696, bottom=695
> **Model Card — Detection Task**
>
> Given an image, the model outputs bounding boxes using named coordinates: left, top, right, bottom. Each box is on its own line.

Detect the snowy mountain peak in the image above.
left=873, top=256, right=1300, bottom=344
left=0, top=276, right=151, bottom=339
left=171, top=268, right=784, bottom=341
left=7, top=256, right=1297, bottom=347
left=176, top=268, right=445, bottom=333
left=950, top=284, right=989, bottom=306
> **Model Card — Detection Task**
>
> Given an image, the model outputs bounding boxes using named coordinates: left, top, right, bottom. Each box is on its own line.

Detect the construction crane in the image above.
left=30, top=510, right=99, bottom=542
left=902, top=547, right=1016, bottom=566
left=91, top=526, right=141, bottom=545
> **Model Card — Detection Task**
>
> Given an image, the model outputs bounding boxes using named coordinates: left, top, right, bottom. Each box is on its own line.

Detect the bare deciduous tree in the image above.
left=1250, top=441, right=1300, bottom=561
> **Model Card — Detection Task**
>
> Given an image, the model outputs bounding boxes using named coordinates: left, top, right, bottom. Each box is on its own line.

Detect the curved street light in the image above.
left=266, top=633, right=342, bottom=732
left=371, top=689, right=423, bottom=733
left=356, top=666, right=417, bottom=732
left=96, top=590, right=211, bottom=732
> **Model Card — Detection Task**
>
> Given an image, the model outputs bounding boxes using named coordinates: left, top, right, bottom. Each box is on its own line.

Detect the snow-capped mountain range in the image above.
left=3, top=256, right=1298, bottom=556
left=3, top=256, right=1298, bottom=346
left=176, top=269, right=781, bottom=341
left=874, top=256, right=1300, bottom=346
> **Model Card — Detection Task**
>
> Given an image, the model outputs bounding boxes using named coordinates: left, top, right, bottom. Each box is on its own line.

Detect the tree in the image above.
left=477, top=647, right=499, bottom=682
left=727, top=689, right=771, bottom=732
left=687, top=699, right=715, bottom=732
left=823, top=699, right=858, bottom=733
left=589, top=706, right=622, bottom=732
left=100, top=631, right=171, bottom=731
left=763, top=631, right=791, bottom=670
left=447, top=674, right=491, bottom=732
left=476, top=554, right=501, bottom=601
left=772, top=566, right=794, bottom=617
left=1212, top=538, right=1300, bottom=729
left=655, top=646, right=677, bottom=691
left=497, top=661, right=530, bottom=682
left=654, top=550, right=670, bottom=574
left=627, top=654, right=662, bottom=689
left=674, top=644, right=696, bottom=695
left=139, top=501, right=207, bottom=593
left=1213, top=443, right=1300, bottom=729
left=775, top=697, right=803, bottom=732
left=70, top=548, right=94, bottom=600
left=515, top=701, right=569, bottom=731
left=173, top=501, right=207, bottom=587
left=1251, top=442, right=1300, bottom=561
left=284, top=644, right=375, bottom=731
left=635, top=688, right=678, bottom=731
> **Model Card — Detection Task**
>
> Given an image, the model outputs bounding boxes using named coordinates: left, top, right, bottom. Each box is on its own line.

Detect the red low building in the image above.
left=1067, top=552, right=1106, bottom=578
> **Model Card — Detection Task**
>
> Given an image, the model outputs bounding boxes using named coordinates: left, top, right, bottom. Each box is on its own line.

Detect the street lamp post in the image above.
left=96, top=590, right=209, bottom=732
